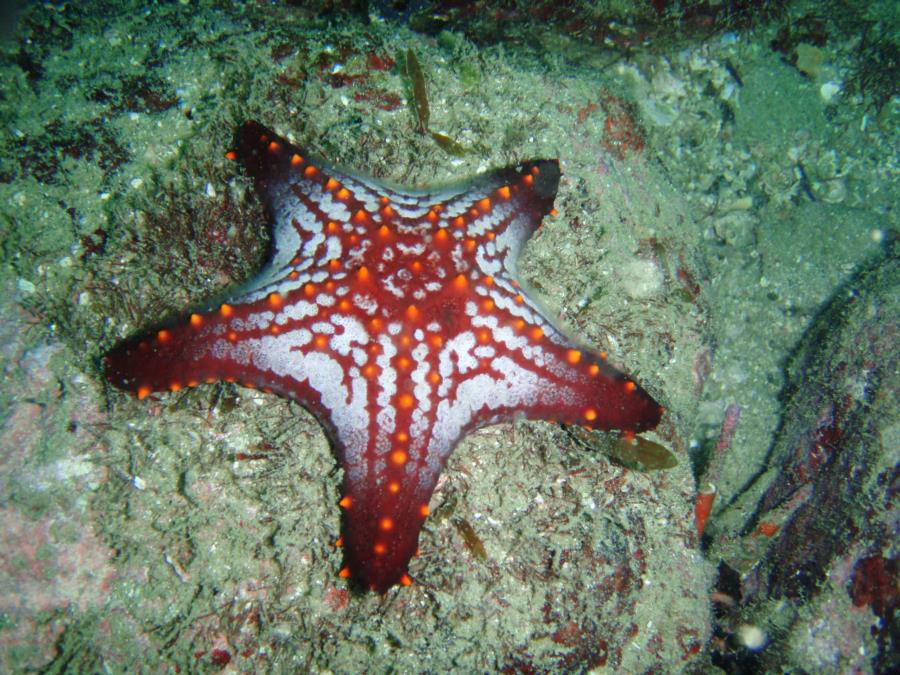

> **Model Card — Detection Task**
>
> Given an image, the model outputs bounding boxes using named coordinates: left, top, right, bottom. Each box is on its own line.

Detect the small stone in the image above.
left=724, top=196, right=754, bottom=212
left=821, top=177, right=847, bottom=204
left=619, top=259, right=664, bottom=300
left=820, top=81, right=841, bottom=103
left=738, top=624, right=767, bottom=651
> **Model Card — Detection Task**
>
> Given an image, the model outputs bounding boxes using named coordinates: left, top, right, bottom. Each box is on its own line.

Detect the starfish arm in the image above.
left=102, top=300, right=324, bottom=400
left=425, top=328, right=662, bottom=438
left=229, top=121, right=369, bottom=306
left=103, top=309, right=239, bottom=398
left=501, top=340, right=663, bottom=432
left=338, top=438, right=442, bottom=593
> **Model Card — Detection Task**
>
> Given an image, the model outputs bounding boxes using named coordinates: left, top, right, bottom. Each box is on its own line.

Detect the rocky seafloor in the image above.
left=0, top=1, right=896, bottom=671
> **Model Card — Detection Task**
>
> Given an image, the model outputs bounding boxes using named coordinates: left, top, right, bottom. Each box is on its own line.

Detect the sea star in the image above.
left=104, top=121, right=663, bottom=592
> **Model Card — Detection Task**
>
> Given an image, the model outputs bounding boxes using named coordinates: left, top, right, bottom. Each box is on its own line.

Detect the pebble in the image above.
left=820, top=81, right=841, bottom=103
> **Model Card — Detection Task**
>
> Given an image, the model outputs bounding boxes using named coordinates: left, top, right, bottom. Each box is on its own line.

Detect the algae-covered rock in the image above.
left=710, top=233, right=899, bottom=672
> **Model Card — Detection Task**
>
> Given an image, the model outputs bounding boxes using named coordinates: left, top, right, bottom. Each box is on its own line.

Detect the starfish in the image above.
left=104, top=121, right=663, bottom=593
